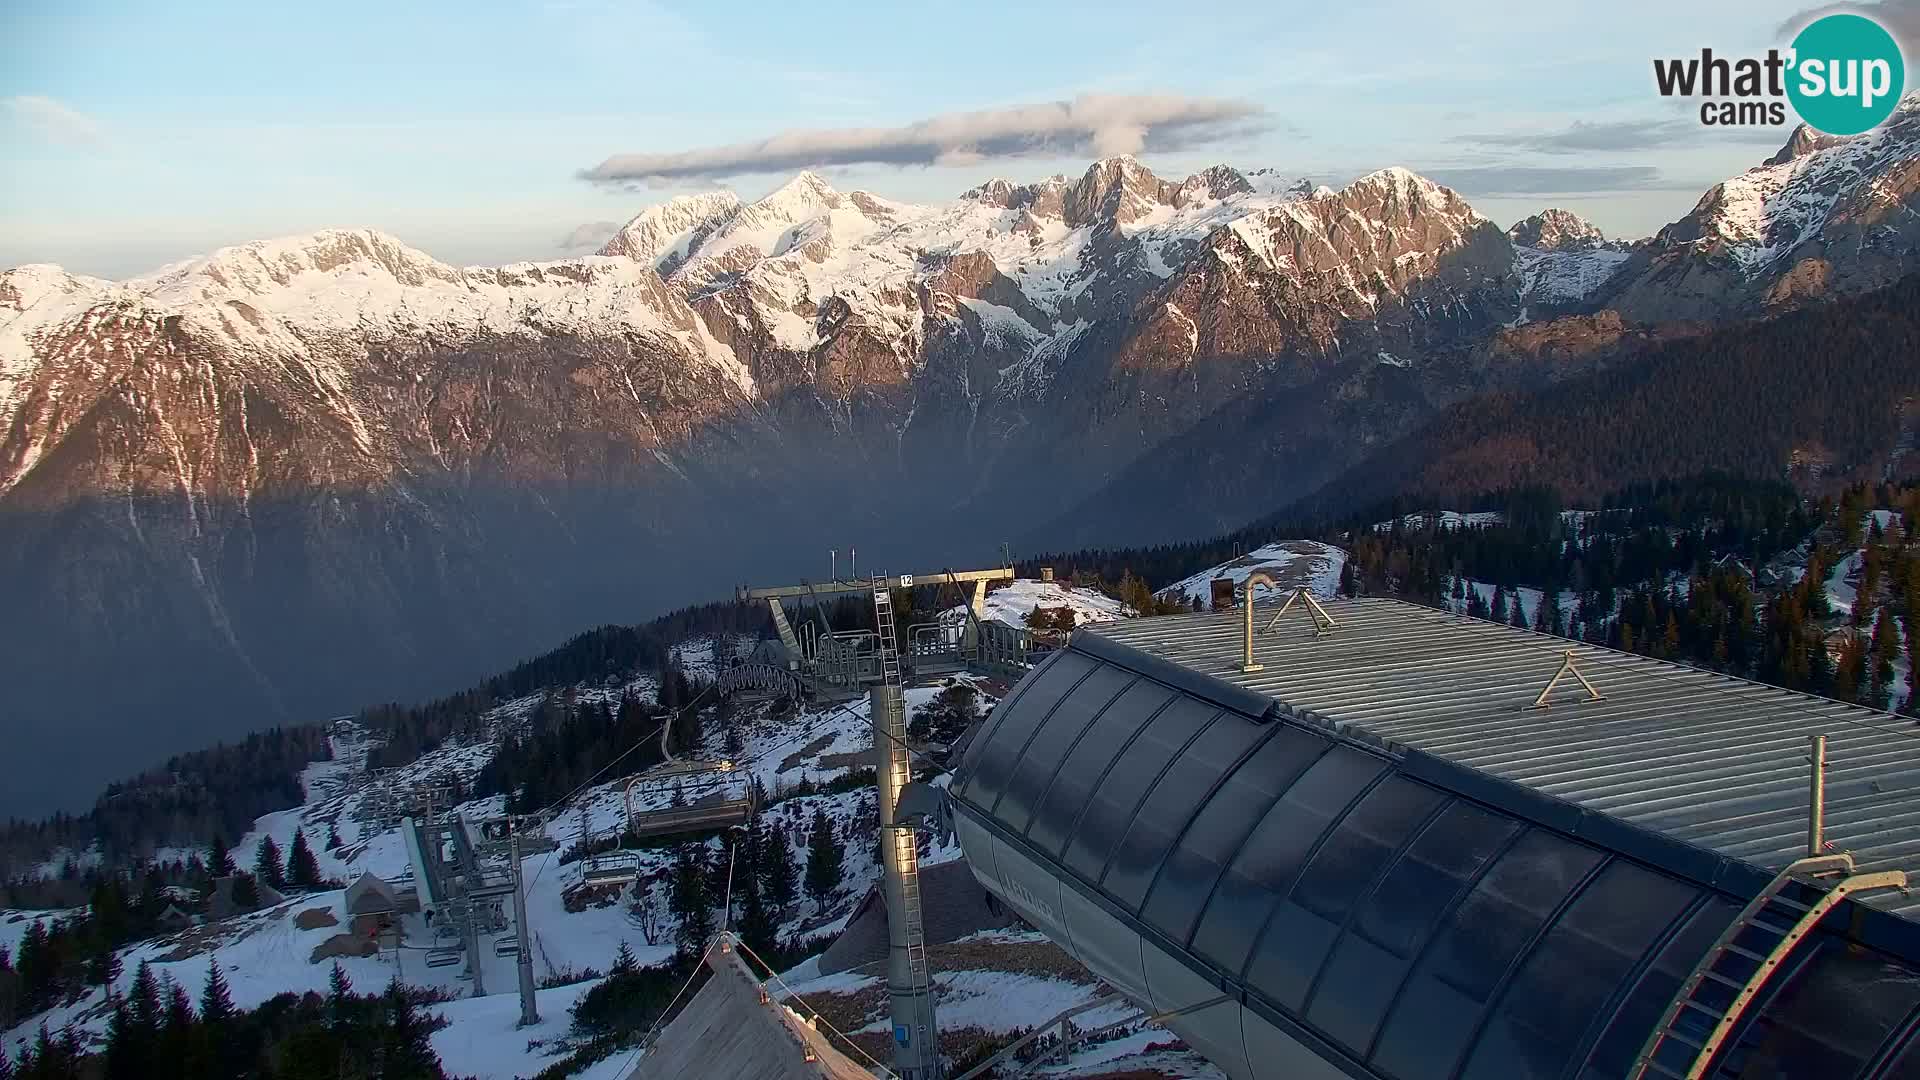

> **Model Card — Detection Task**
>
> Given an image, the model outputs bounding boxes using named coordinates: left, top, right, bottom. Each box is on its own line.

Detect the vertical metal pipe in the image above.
left=511, top=824, right=539, bottom=1026
left=1808, top=734, right=1828, bottom=857
left=1241, top=573, right=1275, bottom=673
left=873, top=684, right=940, bottom=1079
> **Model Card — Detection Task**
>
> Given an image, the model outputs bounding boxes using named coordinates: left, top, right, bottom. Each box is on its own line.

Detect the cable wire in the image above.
left=610, top=935, right=717, bottom=1079
left=733, top=936, right=900, bottom=1080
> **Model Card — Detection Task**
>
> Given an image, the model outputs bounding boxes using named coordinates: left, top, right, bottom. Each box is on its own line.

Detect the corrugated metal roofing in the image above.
left=1087, top=597, right=1920, bottom=919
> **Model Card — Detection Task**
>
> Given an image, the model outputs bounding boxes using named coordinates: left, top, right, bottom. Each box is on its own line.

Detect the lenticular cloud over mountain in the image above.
left=577, top=93, right=1270, bottom=184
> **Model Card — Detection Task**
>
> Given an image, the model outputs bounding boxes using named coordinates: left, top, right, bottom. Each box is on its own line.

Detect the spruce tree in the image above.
left=254, top=836, right=285, bottom=889
left=129, top=961, right=162, bottom=1033
left=737, top=880, right=778, bottom=961
left=158, top=980, right=195, bottom=1080
left=327, top=962, right=354, bottom=1029
left=199, top=962, right=233, bottom=1029
left=378, top=980, right=444, bottom=1080
left=105, top=997, right=141, bottom=1080
left=231, top=873, right=260, bottom=912
left=83, top=932, right=120, bottom=989
left=803, top=808, right=845, bottom=909
left=206, top=834, right=236, bottom=879
left=611, top=942, right=638, bottom=976
left=1870, top=608, right=1898, bottom=710
left=669, top=844, right=712, bottom=958
left=286, top=829, right=323, bottom=889
left=761, top=824, right=797, bottom=913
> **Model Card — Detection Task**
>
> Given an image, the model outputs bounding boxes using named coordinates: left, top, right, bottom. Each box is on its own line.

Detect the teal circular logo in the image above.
left=1787, top=13, right=1906, bottom=136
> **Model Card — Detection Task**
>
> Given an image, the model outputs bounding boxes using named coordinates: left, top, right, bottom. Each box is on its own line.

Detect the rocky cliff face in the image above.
left=1507, top=208, right=1610, bottom=251
left=1597, top=96, right=1920, bottom=322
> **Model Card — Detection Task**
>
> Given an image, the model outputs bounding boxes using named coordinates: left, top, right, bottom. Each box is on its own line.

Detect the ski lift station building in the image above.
left=948, top=596, right=1920, bottom=1080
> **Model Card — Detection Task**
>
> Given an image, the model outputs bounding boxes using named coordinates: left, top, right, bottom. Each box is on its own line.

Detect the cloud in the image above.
left=4, top=95, right=104, bottom=145
left=1423, top=166, right=1668, bottom=195
left=1457, top=119, right=1693, bottom=154
left=557, top=220, right=623, bottom=251
left=1778, top=0, right=1920, bottom=51
left=578, top=94, right=1271, bottom=185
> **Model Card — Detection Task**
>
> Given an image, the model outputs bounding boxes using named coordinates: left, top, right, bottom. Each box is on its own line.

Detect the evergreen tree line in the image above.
left=636, top=800, right=841, bottom=965
left=473, top=665, right=701, bottom=816
left=1341, top=481, right=1920, bottom=712
left=1, top=825, right=338, bottom=1030
left=0, top=727, right=333, bottom=886
left=2, top=960, right=456, bottom=1080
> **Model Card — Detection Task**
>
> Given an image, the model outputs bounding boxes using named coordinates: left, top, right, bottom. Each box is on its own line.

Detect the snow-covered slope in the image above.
left=1156, top=540, right=1347, bottom=605
left=0, top=669, right=994, bottom=1075
left=942, top=579, right=1132, bottom=626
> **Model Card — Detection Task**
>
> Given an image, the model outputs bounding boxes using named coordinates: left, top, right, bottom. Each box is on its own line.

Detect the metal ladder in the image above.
left=896, top=825, right=930, bottom=992
left=1631, top=852, right=1909, bottom=1080
left=871, top=575, right=902, bottom=686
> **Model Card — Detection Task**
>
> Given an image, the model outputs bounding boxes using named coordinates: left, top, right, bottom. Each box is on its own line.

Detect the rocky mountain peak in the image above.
left=962, top=177, right=1020, bottom=207
left=140, top=228, right=465, bottom=302
left=1763, top=124, right=1854, bottom=167
left=1175, top=165, right=1252, bottom=206
left=1063, top=155, right=1178, bottom=228
left=597, top=190, right=743, bottom=271
left=1350, top=167, right=1454, bottom=205
left=1508, top=208, right=1608, bottom=251
left=758, top=170, right=843, bottom=215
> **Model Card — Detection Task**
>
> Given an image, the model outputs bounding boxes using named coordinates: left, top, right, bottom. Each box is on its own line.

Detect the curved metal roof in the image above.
left=1087, top=597, right=1920, bottom=920
left=949, top=624, right=1920, bottom=1080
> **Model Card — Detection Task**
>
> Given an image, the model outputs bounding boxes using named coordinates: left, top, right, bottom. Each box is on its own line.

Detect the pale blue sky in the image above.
left=0, top=0, right=1890, bottom=277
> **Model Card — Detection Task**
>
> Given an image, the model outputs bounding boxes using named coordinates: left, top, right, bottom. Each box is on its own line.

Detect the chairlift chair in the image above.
left=424, top=946, right=463, bottom=969
left=623, top=761, right=756, bottom=842
left=578, top=848, right=645, bottom=887
left=492, top=935, right=519, bottom=958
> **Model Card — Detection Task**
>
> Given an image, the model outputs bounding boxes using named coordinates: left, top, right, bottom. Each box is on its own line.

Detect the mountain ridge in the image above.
left=7, top=110, right=1920, bottom=816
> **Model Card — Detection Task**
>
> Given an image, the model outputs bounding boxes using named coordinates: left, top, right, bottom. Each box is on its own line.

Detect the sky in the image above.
left=2, top=0, right=1913, bottom=279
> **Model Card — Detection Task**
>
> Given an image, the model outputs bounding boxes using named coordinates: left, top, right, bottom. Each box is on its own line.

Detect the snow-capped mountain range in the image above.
left=5, top=98, right=1920, bottom=818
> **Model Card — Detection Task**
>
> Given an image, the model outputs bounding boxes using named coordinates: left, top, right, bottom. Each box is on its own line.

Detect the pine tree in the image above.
left=158, top=979, right=195, bottom=1080
left=1869, top=607, right=1899, bottom=710
left=326, top=823, right=344, bottom=851
left=105, top=997, right=141, bottom=1080
left=86, top=942, right=122, bottom=989
left=669, top=844, right=712, bottom=958
left=254, top=836, right=285, bottom=889
left=1490, top=585, right=1510, bottom=625
left=761, top=824, right=797, bottom=913
left=327, top=962, right=354, bottom=1028
left=736, top=879, right=778, bottom=961
left=199, top=962, right=233, bottom=1029
left=231, top=873, right=260, bottom=912
left=803, top=807, right=845, bottom=909
left=378, top=980, right=444, bottom=1080
left=1338, top=560, right=1359, bottom=598
left=129, top=961, right=162, bottom=1033
left=611, top=942, right=637, bottom=976
left=206, top=834, right=236, bottom=879
left=1510, top=594, right=1529, bottom=630
left=286, top=829, right=323, bottom=889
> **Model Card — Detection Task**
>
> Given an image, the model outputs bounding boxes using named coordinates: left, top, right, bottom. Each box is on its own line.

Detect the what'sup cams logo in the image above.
left=1654, top=12, right=1906, bottom=136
